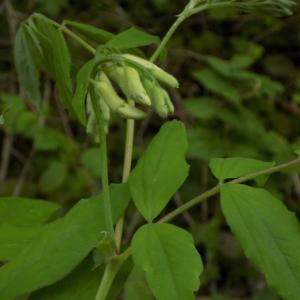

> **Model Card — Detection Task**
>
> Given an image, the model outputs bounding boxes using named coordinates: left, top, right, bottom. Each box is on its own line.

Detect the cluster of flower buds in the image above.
left=89, top=54, right=178, bottom=124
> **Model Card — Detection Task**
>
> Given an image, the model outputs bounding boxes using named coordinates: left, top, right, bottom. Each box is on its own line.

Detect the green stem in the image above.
left=89, top=86, right=114, bottom=235
left=94, top=248, right=131, bottom=300
left=95, top=263, right=117, bottom=300
left=114, top=115, right=135, bottom=253
left=33, top=13, right=96, bottom=54
left=149, top=1, right=243, bottom=62
left=158, top=157, right=300, bottom=223
left=60, top=23, right=96, bottom=54
left=150, top=14, right=186, bottom=62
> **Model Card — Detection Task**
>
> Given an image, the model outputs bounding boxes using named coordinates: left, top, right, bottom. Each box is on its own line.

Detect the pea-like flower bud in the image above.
left=106, top=65, right=151, bottom=106
left=117, top=104, right=147, bottom=119
left=121, top=54, right=179, bottom=88
left=93, top=73, right=147, bottom=120
left=143, top=78, right=169, bottom=118
left=124, top=65, right=152, bottom=106
left=162, top=89, right=175, bottom=114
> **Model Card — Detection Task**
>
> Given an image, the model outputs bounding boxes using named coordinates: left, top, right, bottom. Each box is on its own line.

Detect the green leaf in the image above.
left=35, top=128, right=72, bottom=151
left=295, top=149, right=300, bottom=156
left=129, top=120, right=189, bottom=222
left=221, top=184, right=300, bottom=300
left=33, top=17, right=73, bottom=111
left=0, top=197, right=59, bottom=227
left=0, top=225, right=43, bottom=262
left=81, top=147, right=102, bottom=178
left=124, top=266, right=154, bottom=300
left=39, top=161, right=68, bottom=193
left=106, top=27, right=159, bottom=49
left=203, top=54, right=255, bottom=77
left=193, top=69, right=239, bottom=103
left=131, top=223, right=203, bottom=300
left=0, top=184, right=130, bottom=299
left=209, top=157, right=275, bottom=181
left=14, top=25, right=41, bottom=106
left=65, top=21, right=114, bottom=44
left=72, top=59, right=95, bottom=125
left=30, top=257, right=100, bottom=300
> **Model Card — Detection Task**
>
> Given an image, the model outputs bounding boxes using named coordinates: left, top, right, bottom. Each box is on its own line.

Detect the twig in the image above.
left=0, top=132, right=13, bottom=182
left=158, top=157, right=300, bottom=223
left=173, top=192, right=195, bottom=227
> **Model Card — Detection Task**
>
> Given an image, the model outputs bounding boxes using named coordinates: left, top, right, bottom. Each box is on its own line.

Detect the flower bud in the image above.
left=124, top=65, right=152, bottom=106
left=92, top=72, right=147, bottom=120
left=143, top=79, right=169, bottom=118
left=117, top=103, right=147, bottom=120
left=121, top=54, right=179, bottom=88
left=107, top=65, right=151, bottom=106
left=162, top=89, right=175, bottom=114
left=93, top=79, right=124, bottom=111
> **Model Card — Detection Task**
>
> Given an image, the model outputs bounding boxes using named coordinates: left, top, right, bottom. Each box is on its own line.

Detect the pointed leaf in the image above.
left=72, top=59, right=95, bottom=125
left=0, top=184, right=130, bottom=299
left=0, top=197, right=59, bottom=227
left=129, top=120, right=189, bottom=222
left=30, top=258, right=100, bottom=300
left=193, top=69, right=239, bottom=103
left=33, top=18, right=73, bottom=111
left=209, top=157, right=275, bottom=182
left=39, top=161, right=68, bottom=193
left=132, top=223, right=203, bottom=300
left=106, top=27, right=159, bottom=49
left=0, top=225, right=43, bottom=261
left=124, top=266, right=154, bottom=300
left=14, top=25, right=41, bottom=106
left=221, top=184, right=300, bottom=300
left=65, top=21, right=114, bottom=44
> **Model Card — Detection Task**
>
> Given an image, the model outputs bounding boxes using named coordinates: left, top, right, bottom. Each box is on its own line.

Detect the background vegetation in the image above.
left=1, top=0, right=300, bottom=298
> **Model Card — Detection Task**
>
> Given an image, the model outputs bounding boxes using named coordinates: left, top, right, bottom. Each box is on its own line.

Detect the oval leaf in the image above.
left=30, top=258, right=100, bottom=300
left=0, top=197, right=59, bottom=227
left=128, top=120, right=189, bottom=222
left=106, top=27, right=159, bottom=49
left=221, top=184, right=300, bottom=300
left=209, top=157, right=275, bottom=182
left=131, top=223, right=203, bottom=300
left=124, top=266, right=154, bottom=300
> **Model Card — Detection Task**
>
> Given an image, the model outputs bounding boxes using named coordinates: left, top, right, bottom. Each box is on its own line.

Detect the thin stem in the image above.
left=94, top=248, right=131, bottom=300
left=94, top=261, right=119, bottom=300
left=60, top=23, right=96, bottom=54
left=33, top=13, right=96, bottom=54
left=158, top=157, right=300, bottom=223
left=114, top=115, right=135, bottom=253
left=122, top=118, right=135, bottom=181
left=150, top=14, right=186, bottom=62
left=89, top=86, right=114, bottom=235
left=0, top=132, right=13, bottom=182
